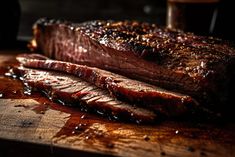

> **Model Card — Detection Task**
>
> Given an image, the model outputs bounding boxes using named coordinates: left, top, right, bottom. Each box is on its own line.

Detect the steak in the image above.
left=17, top=53, right=197, bottom=117
left=11, top=66, right=157, bottom=123
left=33, top=18, right=235, bottom=112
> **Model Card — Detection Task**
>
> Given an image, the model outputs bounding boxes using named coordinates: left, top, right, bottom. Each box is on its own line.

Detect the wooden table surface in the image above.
left=0, top=52, right=235, bottom=157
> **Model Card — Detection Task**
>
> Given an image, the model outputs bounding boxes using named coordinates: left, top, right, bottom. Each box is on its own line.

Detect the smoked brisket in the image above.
left=32, top=18, right=235, bottom=112
left=17, top=54, right=197, bottom=117
left=11, top=66, right=157, bottom=123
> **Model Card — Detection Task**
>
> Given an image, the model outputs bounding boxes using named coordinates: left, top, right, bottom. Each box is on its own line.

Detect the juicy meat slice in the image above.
left=12, top=66, right=157, bottom=123
left=33, top=18, right=235, bottom=110
left=17, top=53, right=197, bottom=117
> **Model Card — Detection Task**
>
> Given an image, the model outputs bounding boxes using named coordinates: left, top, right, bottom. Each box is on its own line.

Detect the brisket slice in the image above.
left=33, top=18, right=235, bottom=111
left=11, top=66, right=157, bottom=123
left=17, top=53, right=198, bottom=117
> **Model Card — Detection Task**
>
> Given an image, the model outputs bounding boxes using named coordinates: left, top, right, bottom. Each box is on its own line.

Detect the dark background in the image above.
left=18, top=0, right=166, bottom=38
left=0, top=0, right=234, bottom=48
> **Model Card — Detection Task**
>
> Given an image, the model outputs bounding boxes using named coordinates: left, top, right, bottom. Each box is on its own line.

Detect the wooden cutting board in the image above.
left=0, top=52, right=235, bottom=157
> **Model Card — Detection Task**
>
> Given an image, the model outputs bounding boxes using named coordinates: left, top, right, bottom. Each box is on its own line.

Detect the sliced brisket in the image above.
left=33, top=18, right=235, bottom=111
left=17, top=54, right=196, bottom=117
left=12, top=66, right=157, bottom=123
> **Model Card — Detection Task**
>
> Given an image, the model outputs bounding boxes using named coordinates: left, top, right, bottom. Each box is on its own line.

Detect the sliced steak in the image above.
left=17, top=53, right=198, bottom=117
left=11, top=66, right=157, bottom=123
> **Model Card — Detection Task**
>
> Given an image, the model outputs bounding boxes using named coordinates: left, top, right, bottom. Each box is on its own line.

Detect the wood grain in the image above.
left=0, top=53, right=235, bottom=157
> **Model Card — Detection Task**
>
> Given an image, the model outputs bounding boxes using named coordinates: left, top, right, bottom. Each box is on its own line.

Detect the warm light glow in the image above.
left=28, top=39, right=37, bottom=51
